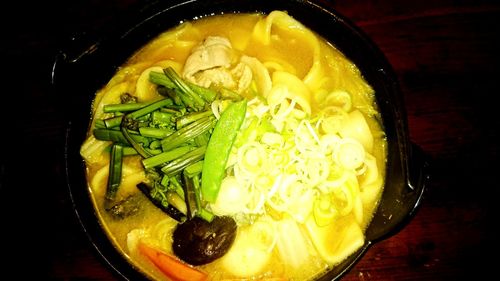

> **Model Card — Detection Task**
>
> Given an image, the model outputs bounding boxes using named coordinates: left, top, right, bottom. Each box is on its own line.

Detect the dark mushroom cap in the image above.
left=172, top=216, right=237, bottom=265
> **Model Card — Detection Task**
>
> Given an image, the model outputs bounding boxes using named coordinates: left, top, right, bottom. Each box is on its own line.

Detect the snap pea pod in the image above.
left=201, top=99, right=247, bottom=203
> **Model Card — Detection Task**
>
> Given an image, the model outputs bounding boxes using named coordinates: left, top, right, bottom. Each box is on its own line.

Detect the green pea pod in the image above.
left=201, top=99, right=247, bottom=203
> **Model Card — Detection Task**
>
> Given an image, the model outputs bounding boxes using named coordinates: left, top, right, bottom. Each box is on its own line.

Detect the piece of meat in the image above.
left=182, top=36, right=234, bottom=80
left=231, top=62, right=253, bottom=93
left=182, top=36, right=257, bottom=94
left=192, top=67, right=236, bottom=89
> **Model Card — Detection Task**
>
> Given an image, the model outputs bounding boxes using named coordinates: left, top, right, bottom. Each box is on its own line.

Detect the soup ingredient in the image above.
left=305, top=216, right=364, bottom=265
left=338, top=110, right=373, bottom=152
left=182, top=36, right=233, bottom=82
left=275, top=217, right=310, bottom=269
left=160, top=117, right=216, bottom=152
left=182, top=173, right=214, bottom=222
left=210, top=176, right=250, bottom=216
left=138, top=182, right=187, bottom=222
left=172, top=216, right=237, bottom=265
left=201, top=99, right=247, bottom=203
left=121, top=98, right=173, bottom=158
left=221, top=217, right=276, bottom=277
left=103, top=100, right=155, bottom=113
left=268, top=71, right=311, bottom=115
left=149, top=71, right=218, bottom=104
left=142, top=146, right=194, bottom=170
left=160, top=145, right=207, bottom=177
left=105, top=144, right=124, bottom=201
left=312, top=194, right=338, bottom=227
left=105, top=194, right=141, bottom=220
left=335, top=138, right=366, bottom=170
left=163, top=67, right=206, bottom=111
left=240, top=55, right=272, bottom=97
left=182, top=36, right=253, bottom=94
left=103, top=144, right=143, bottom=220
left=138, top=242, right=208, bottom=281
left=90, top=67, right=226, bottom=223
left=93, top=127, right=149, bottom=146
left=80, top=135, right=110, bottom=164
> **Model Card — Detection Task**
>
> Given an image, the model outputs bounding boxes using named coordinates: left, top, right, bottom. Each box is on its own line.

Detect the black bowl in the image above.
left=52, top=0, right=430, bottom=280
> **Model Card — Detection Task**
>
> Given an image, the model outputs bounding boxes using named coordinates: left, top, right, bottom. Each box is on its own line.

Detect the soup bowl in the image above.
left=52, top=0, right=429, bottom=280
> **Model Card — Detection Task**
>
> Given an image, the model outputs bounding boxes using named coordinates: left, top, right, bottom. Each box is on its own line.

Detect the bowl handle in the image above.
left=365, top=142, right=430, bottom=242
left=51, top=30, right=101, bottom=83
left=405, top=142, right=430, bottom=218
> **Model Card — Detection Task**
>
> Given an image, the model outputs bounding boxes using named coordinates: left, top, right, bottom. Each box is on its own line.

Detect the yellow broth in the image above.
left=81, top=11, right=387, bottom=281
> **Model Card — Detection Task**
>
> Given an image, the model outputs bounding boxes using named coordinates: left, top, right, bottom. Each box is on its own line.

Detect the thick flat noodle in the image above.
left=154, top=59, right=183, bottom=73
left=80, top=135, right=110, bottom=164
left=339, top=110, right=374, bottom=152
left=105, top=62, right=151, bottom=89
left=353, top=196, right=364, bottom=225
left=250, top=11, right=326, bottom=102
left=222, top=220, right=275, bottom=277
left=143, top=40, right=198, bottom=64
left=263, top=59, right=299, bottom=79
left=131, top=22, right=202, bottom=63
left=300, top=33, right=323, bottom=93
left=359, top=153, right=379, bottom=187
left=241, top=56, right=272, bottom=97
left=305, top=216, right=365, bottom=265
left=250, top=12, right=312, bottom=78
left=251, top=11, right=306, bottom=45
left=320, top=46, right=377, bottom=116
left=135, top=66, right=164, bottom=101
left=269, top=71, right=311, bottom=115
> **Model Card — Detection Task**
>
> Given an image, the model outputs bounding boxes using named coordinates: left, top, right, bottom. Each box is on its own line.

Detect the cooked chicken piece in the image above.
left=193, top=67, right=236, bottom=89
left=182, top=36, right=234, bottom=80
left=231, top=62, right=253, bottom=93
left=182, top=36, right=254, bottom=94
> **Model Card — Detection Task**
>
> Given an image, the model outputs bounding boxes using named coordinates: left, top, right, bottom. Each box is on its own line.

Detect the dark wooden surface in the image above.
left=1, top=0, right=498, bottom=280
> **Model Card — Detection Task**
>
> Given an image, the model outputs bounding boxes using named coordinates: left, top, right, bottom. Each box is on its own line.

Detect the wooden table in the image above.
left=1, top=0, right=498, bottom=280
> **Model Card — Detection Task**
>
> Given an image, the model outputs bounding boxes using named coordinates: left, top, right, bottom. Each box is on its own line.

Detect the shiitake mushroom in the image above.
left=172, top=216, right=237, bottom=265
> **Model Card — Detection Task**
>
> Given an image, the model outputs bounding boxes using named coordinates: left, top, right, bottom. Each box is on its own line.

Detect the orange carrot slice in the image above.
left=138, top=242, right=208, bottom=281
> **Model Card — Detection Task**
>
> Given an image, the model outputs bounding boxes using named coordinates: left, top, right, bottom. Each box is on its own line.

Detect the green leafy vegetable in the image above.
left=160, top=116, right=216, bottom=151
left=91, top=67, right=244, bottom=222
left=105, top=144, right=123, bottom=201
